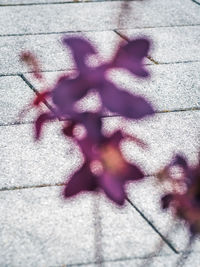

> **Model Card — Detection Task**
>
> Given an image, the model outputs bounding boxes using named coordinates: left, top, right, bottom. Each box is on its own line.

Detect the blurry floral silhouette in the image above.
left=20, top=51, right=43, bottom=81
left=158, top=154, right=200, bottom=235
left=52, top=37, right=154, bottom=119
left=63, top=130, right=144, bottom=205
left=21, top=35, right=155, bottom=205
left=33, top=36, right=154, bottom=141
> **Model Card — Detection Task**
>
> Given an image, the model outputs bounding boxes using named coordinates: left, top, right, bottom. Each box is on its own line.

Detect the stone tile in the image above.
left=0, top=0, right=199, bottom=35
left=0, top=76, right=37, bottom=124
left=0, top=31, right=120, bottom=75
left=103, top=111, right=200, bottom=175
left=0, top=0, right=72, bottom=4
left=0, top=186, right=173, bottom=266
left=117, top=25, right=200, bottom=63
left=128, top=173, right=200, bottom=253
left=99, top=197, right=172, bottom=262
left=0, top=123, right=83, bottom=189
left=107, top=61, right=200, bottom=111
left=0, top=186, right=95, bottom=266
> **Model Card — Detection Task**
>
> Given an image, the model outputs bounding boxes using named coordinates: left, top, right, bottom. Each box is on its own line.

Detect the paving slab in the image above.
left=99, top=197, right=172, bottom=262
left=117, top=25, right=200, bottom=63
left=0, top=31, right=120, bottom=75
left=107, top=61, right=200, bottom=112
left=128, top=175, right=200, bottom=253
left=0, top=0, right=200, bottom=35
left=1, top=25, right=200, bottom=75
left=0, top=76, right=37, bottom=124
left=0, top=122, right=83, bottom=189
left=0, top=187, right=95, bottom=266
left=128, top=177, right=190, bottom=252
left=0, top=187, right=172, bottom=266
left=1, top=110, right=199, bottom=189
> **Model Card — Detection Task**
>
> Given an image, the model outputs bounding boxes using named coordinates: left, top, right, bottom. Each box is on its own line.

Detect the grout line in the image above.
left=157, top=107, right=200, bottom=113
left=126, top=197, right=179, bottom=254
left=1, top=24, right=200, bottom=38
left=61, top=250, right=200, bottom=266
left=0, top=176, right=152, bottom=193
left=18, top=73, right=59, bottom=117
left=0, top=107, right=200, bottom=127
left=18, top=73, right=38, bottom=93
left=114, top=30, right=159, bottom=64
left=0, top=0, right=140, bottom=7
left=1, top=60, right=200, bottom=78
left=0, top=120, right=34, bottom=127
left=191, top=0, right=200, bottom=5
left=0, top=68, right=71, bottom=77
left=0, top=30, right=83, bottom=38
left=0, top=182, right=65, bottom=192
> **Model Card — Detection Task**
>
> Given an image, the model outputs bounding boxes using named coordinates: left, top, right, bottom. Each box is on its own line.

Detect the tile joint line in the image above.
left=126, top=197, right=179, bottom=254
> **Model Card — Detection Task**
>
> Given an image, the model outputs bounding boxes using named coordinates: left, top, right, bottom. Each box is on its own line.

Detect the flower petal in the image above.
left=63, top=163, right=98, bottom=198
left=172, top=154, right=188, bottom=169
left=113, top=38, right=150, bottom=77
left=124, top=162, right=144, bottom=181
left=161, top=194, right=174, bottom=209
left=51, top=75, right=89, bottom=116
left=77, top=112, right=103, bottom=142
left=62, top=37, right=97, bottom=72
left=99, top=81, right=154, bottom=119
left=107, top=130, right=123, bottom=146
left=34, top=112, right=55, bottom=140
left=98, top=173, right=126, bottom=205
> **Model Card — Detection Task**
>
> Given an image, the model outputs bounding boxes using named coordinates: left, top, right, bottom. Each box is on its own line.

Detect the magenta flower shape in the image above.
left=159, top=154, right=200, bottom=235
left=51, top=36, right=154, bottom=119
left=63, top=130, right=144, bottom=205
left=34, top=36, right=154, bottom=141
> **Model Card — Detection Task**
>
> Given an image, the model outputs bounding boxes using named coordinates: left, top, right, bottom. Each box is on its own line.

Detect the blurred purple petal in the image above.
left=100, top=81, right=154, bottom=119
left=51, top=75, right=89, bottom=116
left=63, top=163, right=98, bottom=198
left=107, top=130, right=123, bottom=146
left=113, top=38, right=150, bottom=77
left=35, top=112, right=55, bottom=140
left=77, top=112, right=103, bottom=142
left=161, top=194, right=174, bottom=209
left=98, top=173, right=126, bottom=205
left=124, top=163, right=144, bottom=181
left=62, top=37, right=97, bottom=72
left=173, top=154, right=188, bottom=169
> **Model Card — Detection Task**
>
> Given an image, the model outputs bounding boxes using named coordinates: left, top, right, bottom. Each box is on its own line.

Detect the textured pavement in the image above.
left=0, top=0, right=200, bottom=266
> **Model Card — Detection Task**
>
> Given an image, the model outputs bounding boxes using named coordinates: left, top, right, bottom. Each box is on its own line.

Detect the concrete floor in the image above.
left=0, top=0, right=200, bottom=266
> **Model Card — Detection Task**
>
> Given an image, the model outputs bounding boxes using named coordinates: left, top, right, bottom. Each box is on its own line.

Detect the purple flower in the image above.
left=158, top=154, right=200, bottom=235
left=51, top=36, right=154, bottom=119
left=34, top=36, right=154, bottom=140
left=63, top=130, right=144, bottom=205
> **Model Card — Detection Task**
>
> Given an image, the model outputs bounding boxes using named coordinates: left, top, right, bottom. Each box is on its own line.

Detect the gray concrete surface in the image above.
left=0, top=0, right=200, bottom=266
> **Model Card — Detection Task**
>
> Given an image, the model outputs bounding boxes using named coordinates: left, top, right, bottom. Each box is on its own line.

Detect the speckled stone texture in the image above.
left=117, top=26, right=200, bottom=63
left=0, top=76, right=36, bottom=124
left=0, top=0, right=200, bottom=35
left=128, top=176, right=200, bottom=254
left=0, top=31, right=120, bottom=75
left=1, top=0, right=200, bottom=266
